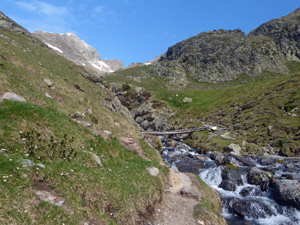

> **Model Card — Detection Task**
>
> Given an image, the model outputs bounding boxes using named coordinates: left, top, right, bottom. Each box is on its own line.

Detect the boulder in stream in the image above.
left=247, top=167, right=272, bottom=186
left=224, top=143, right=241, bottom=155
left=219, top=180, right=236, bottom=191
left=258, top=157, right=276, bottom=166
left=221, top=168, right=245, bottom=186
left=210, top=152, right=224, bottom=166
left=272, top=180, right=300, bottom=210
left=228, top=197, right=275, bottom=219
left=239, top=186, right=262, bottom=197
left=175, top=158, right=215, bottom=174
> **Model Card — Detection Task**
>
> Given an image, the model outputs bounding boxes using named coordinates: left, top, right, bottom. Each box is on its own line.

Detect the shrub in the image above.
left=20, top=129, right=77, bottom=162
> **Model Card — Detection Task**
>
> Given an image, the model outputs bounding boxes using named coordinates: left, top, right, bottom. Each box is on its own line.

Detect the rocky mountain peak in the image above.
left=160, top=29, right=246, bottom=62
left=248, top=7, right=300, bottom=37
left=248, top=7, right=300, bottom=61
left=32, top=31, right=125, bottom=76
left=149, top=8, right=300, bottom=85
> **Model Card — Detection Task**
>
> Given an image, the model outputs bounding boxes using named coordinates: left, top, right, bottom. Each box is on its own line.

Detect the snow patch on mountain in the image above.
left=33, top=31, right=125, bottom=74
left=45, top=42, right=63, bottom=53
left=90, top=61, right=113, bottom=72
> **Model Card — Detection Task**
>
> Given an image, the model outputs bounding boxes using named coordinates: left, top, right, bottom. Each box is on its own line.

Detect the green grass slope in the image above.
left=103, top=65, right=168, bottom=91
left=156, top=69, right=300, bottom=156
left=0, top=26, right=168, bottom=224
left=104, top=57, right=300, bottom=156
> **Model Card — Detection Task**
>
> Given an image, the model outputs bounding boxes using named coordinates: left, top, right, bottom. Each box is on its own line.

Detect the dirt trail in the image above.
left=153, top=191, right=199, bottom=225
left=152, top=169, right=205, bottom=225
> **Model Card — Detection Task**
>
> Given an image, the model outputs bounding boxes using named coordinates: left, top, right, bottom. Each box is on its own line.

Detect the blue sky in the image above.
left=1, top=0, right=300, bottom=67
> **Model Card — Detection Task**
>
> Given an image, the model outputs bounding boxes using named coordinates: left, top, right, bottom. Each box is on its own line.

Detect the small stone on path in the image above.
left=147, top=167, right=159, bottom=176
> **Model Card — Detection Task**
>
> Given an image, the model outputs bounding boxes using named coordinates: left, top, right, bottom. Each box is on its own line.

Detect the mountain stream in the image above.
left=160, top=138, right=300, bottom=225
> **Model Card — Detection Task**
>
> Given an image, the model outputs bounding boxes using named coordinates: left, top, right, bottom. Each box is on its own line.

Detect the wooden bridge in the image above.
left=140, top=127, right=208, bottom=136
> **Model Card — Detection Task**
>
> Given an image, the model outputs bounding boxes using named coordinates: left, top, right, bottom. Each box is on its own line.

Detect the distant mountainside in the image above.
left=149, top=7, right=300, bottom=85
left=248, top=7, right=300, bottom=60
left=32, top=31, right=125, bottom=76
left=126, top=54, right=163, bottom=69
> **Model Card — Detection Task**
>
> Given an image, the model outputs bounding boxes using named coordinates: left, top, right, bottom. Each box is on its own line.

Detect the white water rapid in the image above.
left=161, top=140, right=300, bottom=225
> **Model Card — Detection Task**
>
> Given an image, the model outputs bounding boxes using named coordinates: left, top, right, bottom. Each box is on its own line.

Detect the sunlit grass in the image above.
left=0, top=28, right=168, bottom=224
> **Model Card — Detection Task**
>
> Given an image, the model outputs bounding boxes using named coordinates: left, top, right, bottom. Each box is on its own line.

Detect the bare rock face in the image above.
left=32, top=31, right=125, bottom=75
left=150, top=7, right=300, bottom=84
left=248, top=7, right=300, bottom=61
left=154, top=29, right=289, bottom=84
left=102, top=59, right=125, bottom=72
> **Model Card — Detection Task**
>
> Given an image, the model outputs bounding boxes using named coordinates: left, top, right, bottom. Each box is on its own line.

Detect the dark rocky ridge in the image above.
left=248, top=7, right=300, bottom=61
left=151, top=7, right=300, bottom=84
left=32, top=31, right=125, bottom=76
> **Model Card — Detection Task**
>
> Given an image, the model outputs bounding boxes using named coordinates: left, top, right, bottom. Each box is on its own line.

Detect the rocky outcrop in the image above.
left=106, top=82, right=174, bottom=132
left=131, top=101, right=173, bottom=131
left=1, top=92, right=26, bottom=102
left=153, top=29, right=290, bottom=84
left=248, top=7, right=300, bottom=61
left=149, top=60, right=189, bottom=87
left=0, top=11, right=29, bottom=34
left=32, top=31, right=125, bottom=76
left=149, top=7, right=300, bottom=84
left=103, top=93, right=134, bottom=124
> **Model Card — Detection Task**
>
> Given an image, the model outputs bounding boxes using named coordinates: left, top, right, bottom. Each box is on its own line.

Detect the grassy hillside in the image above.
left=103, top=62, right=291, bottom=91
left=157, top=70, right=300, bottom=155
left=0, top=27, right=168, bottom=224
left=104, top=59, right=300, bottom=156
left=103, top=65, right=168, bottom=91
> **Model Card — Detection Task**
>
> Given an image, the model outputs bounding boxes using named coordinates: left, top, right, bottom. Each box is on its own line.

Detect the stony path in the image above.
left=153, top=191, right=199, bottom=225
left=152, top=169, right=204, bottom=225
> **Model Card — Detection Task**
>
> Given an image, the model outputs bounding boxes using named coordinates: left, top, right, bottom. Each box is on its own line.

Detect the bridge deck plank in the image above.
left=140, top=127, right=208, bottom=135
